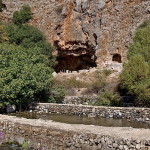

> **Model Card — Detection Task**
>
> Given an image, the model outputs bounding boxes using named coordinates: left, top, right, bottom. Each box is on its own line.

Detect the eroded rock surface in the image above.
left=1, top=0, right=150, bottom=71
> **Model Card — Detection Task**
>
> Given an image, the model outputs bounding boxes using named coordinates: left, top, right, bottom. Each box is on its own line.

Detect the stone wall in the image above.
left=32, top=103, right=150, bottom=124
left=1, top=0, right=150, bottom=69
left=0, top=115, right=150, bottom=150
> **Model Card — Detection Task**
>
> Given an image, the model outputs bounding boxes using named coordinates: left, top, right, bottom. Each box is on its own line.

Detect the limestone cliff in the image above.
left=1, top=0, right=150, bottom=71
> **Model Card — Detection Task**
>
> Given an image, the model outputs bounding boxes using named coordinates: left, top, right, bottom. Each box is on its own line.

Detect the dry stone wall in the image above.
left=1, top=0, right=150, bottom=68
left=0, top=115, right=150, bottom=150
left=32, top=103, right=150, bottom=124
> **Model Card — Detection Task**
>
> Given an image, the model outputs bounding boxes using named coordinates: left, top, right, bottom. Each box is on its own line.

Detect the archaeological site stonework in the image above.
left=32, top=103, right=150, bottom=124
left=0, top=104, right=149, bottom=149
left=1, top=0, right=150, bottom=72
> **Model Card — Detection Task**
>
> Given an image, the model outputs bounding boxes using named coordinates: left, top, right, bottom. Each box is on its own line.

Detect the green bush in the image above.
left=22, top=141, right=29, bottom=150
left=48, top=85, right=66, bottom=103
left=103, top=69, right=112, bottom=76
left=6, top=24, right=44, bottom=45
left=0, top=24, right=8, bottom=43
left=1, top=8, right=58, bottom=108
left=128, top=22, right=150, bottom=64
left=12, top=5, right=32, bottom=25
left=0, top=43, right=53, bottom=110
left=121, top=55, right=150, bottom=106
left=121, top=21, right=150, bottom=107
left=5, top=24, right=56, bottom=62
left=94, top=90, right=121, bottom=106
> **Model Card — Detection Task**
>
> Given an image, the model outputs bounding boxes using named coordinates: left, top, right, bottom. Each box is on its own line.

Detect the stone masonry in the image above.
left=32, top=103, right=150, bottom=124
left=0, top=115, right=150, bottom=150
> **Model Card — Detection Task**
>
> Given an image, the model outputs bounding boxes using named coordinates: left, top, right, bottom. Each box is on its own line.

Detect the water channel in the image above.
left=1, top=111, right=149, bottom=149
left=10, top=111, right=149, bottom=129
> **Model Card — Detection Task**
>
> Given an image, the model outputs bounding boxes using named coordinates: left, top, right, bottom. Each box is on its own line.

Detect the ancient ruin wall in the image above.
left=0, top=115, right=150, bottom=150
left=1, top=0, right=150, bottom=69
left=32, top=103, right=150, bottom=124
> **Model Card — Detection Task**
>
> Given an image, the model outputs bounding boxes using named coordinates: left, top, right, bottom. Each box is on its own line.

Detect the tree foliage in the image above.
left=0, top=24, right=8, bottom=43
left=0, top=4, right=62, bottom=110
left=128, top=22, right=150, bottom=64
left=48, top=85, right=66, bottom=103
left=121, top=22, right=150, bottom=107
left=94, top=90, right=121, bottom=106
left=12, top=5, right=32, bottom=25
left=0, top=43, right=53, bottom=109
left=5, top=24, right=55, bottom=61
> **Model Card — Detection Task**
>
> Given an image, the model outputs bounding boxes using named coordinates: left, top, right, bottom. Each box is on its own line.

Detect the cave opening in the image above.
left=0, top=3, right=7, bottom=11
left=112, top=54, right=122, bottom=63
left=55, top=55, right=97, bottom=73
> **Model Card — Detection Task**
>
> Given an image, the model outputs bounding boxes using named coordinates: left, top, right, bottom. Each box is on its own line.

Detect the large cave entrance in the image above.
left=54, top=40, right=97, bottom=73
left=55, top=55, right=97, bottom=73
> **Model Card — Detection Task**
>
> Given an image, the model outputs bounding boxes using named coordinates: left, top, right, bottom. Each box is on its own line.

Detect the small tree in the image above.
left=94, top=90, right=121, bottom=106
left=120, top=21, right=150, bottom=107
left=49, top=85, right=66, bottom=103
left=0, top=43, right=53, bottom=110
left=12, top=5, right=32, bottom=25
left=5, top=24, right=56, bottom=62
left=121, top=55, right=150, bottom=106
left=128, top=22, right=150, bottom=64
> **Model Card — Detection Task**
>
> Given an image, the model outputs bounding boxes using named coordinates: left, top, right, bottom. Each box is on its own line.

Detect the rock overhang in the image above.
left=1, top=0, right=150, bottom=72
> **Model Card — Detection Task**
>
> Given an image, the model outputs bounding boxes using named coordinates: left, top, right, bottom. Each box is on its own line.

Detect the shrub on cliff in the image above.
left=94, top=90, right=121, bottom=106
left=0, top=43, right=53, bottom=110
left=8, top=4, right=56, bottom=64
left=120, top=22, right=150, bottom=107
left=128, top=22, right=150, bottom=64
left=6, top=24, right=44, bottom=45
left=13, top=5, right=32, bottom=25
left=5, top=24, right=56, bottom=63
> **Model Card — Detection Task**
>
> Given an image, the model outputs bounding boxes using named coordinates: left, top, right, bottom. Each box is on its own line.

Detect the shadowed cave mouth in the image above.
left=54, top=40, right=97, bottom=73
left=55, top=55, right=97, bottom=73
left=112, top=54, right=122, bottom=63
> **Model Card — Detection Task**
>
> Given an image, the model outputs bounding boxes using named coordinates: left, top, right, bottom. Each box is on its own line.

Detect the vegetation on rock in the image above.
left=121, top=21, right=150, bottom=107
left=5, top=24, right=55, bottom=61
left=12, top=5, right=32, bottom=25
left=94, top=90, right=121, bottom=106
left=0, top=5, right=60, bottom=110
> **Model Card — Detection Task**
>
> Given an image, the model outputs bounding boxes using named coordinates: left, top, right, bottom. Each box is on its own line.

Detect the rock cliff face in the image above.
left=1, top=0, right=150, bottom=71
